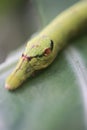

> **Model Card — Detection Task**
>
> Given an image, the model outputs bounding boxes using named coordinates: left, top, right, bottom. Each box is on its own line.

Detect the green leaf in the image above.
left=0, top=0, right=87, bottom=130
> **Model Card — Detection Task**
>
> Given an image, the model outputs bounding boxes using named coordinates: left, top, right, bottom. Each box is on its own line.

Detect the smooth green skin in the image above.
left=6, top=1, right=87, bottom=90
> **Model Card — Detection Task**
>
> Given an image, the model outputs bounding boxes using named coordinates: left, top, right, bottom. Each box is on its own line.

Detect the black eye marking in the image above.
left=50, top=40, right=54, bottom=51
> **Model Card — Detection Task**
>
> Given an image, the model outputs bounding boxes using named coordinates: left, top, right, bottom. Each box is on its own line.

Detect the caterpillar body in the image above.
left=6, top=1, right=87, bottom=90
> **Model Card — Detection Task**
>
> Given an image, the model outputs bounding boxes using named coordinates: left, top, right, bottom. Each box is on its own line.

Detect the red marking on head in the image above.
left=22, top=54, right=32, bottom=61
left=44, top=48, right=51, bottom=56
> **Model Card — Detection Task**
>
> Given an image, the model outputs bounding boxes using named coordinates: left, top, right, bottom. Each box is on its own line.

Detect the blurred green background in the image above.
left=0, top=0, right=40, bottom=63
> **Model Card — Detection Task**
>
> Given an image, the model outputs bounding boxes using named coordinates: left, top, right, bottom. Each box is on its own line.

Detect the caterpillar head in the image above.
left=24, top=35, right=54, bottom=70
left=5, top=36, right=54, bottom=90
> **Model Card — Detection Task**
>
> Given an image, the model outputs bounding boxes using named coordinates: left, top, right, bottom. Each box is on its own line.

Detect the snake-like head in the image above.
left=5, top=35, right=54, bottom=90
left=25, top=35, right=54, bottom=69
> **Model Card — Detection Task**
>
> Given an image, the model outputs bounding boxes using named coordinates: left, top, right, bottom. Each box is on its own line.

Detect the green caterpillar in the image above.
left=5, top=1, right=87, bottom=90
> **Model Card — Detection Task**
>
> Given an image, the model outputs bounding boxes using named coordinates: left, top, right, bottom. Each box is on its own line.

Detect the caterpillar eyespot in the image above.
left=44, top=48, right=52, bottom=56
left=44, top=40, right=54, bottom=56
left=5, top=1, right=87, bottom=90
